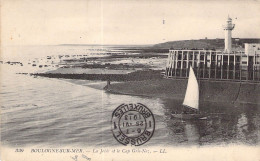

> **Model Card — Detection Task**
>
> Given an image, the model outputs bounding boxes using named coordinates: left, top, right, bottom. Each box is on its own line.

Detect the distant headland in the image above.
left=153, top=38, right=260, bottom=49
left=59, top=38, right=260, bottom=49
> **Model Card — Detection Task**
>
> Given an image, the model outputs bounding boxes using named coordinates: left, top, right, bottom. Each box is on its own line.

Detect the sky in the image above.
left=1, top=0, right=260, bottom=45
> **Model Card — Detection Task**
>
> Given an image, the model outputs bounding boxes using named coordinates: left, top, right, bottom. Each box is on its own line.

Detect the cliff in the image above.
left=153, top=38, right=260, bottom=49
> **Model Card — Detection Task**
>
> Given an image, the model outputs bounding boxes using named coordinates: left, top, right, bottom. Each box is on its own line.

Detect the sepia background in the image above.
left=1, top=0, right=260, bottom=161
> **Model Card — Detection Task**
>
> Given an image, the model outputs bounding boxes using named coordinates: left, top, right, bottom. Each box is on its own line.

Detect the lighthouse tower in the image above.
left=223, top=16, right=235, bottom=53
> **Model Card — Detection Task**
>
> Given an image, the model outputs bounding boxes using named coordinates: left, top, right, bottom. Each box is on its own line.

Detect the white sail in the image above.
left=183, top=67, right=199, bottom=110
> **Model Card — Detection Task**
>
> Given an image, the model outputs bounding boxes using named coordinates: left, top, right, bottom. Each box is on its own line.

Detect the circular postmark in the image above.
left=111, top=103, right=155, bottom=146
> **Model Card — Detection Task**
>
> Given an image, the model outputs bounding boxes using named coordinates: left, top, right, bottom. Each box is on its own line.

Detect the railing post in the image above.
left=175, top=51, right=178, bottom=78
left=247, top=53, right=249, bottom=81
left=203, top=51, right=206, bottom=78
left=209, top=51, right=211, bottom=79
left=233, top=53, right=236, bottom=80
left=227, top=53, right=230, bottom=79
left=240, top=51, right=242, bottom=81
left=215, top=52, right=217, bottom=79
left=253, top=50, right=256, bottom=81
left=192, top=51, right=195, bottom=68
left=173, top=52, right=175, bottom=77
left=221, top=54, right=223, bottom=79
left=166, top=50, right=170, bottom=77
left=180, top=51, right=183, bottom=77
left=186, top=51, right=189, bottom=77
left=198, top=51, right=201, bottom=79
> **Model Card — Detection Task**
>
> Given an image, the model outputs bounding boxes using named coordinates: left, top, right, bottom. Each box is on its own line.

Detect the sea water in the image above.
left=1, top=45, right=260, bottom=147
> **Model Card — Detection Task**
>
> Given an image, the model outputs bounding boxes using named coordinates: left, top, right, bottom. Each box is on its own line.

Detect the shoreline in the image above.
left=60, top=79, right=108, bottom=90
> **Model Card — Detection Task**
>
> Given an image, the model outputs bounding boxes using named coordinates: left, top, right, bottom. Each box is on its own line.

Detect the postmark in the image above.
left=111, top=103, right=155, bottom=146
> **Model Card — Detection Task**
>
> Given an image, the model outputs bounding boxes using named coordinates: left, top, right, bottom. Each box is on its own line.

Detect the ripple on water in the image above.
left=1, top=64, right=260, bottom=147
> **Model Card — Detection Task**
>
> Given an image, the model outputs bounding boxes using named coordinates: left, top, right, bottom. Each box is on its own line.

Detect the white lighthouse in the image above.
left=223, top=16, right=235, bottom=53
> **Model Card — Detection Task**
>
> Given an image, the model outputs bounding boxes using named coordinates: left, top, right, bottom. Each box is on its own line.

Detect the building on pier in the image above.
left=165, top=17, right=260, bottom=81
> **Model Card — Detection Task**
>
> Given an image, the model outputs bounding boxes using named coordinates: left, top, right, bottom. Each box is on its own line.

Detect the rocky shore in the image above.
left=31, top=70, right=163, bottom=81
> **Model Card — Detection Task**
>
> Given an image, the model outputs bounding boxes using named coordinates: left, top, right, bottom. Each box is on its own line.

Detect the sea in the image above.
left=1, top=45, right=260, bottom=147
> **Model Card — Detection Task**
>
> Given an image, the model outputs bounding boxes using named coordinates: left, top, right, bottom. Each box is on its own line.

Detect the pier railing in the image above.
left=165, top=49, right=260, bottom=82
left=165, top=67, right=260, bottom=82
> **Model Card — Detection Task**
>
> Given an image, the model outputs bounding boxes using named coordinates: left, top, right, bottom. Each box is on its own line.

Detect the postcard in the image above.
left=1, top=0, right=259, bottom=161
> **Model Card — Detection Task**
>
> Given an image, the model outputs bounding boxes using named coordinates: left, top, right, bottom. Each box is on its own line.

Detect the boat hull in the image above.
left=171, top=113, right=205, bottom=120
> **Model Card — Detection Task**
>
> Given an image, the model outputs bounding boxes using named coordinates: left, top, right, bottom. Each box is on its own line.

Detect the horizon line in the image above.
left=3, top=37, right=260, bottom=46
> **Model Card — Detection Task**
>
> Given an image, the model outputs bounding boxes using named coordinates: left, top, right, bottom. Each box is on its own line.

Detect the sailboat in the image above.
left=172, top=66, right=204, bottom=119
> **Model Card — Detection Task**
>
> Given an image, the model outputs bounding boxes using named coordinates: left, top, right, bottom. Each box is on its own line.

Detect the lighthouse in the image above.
left=223, top=16, right=235, bottom=53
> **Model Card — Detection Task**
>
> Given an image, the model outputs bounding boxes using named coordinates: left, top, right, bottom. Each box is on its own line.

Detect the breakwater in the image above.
left=29, top=70, right=163, bottom=81
left=106, top=79, right=260, bottom=105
